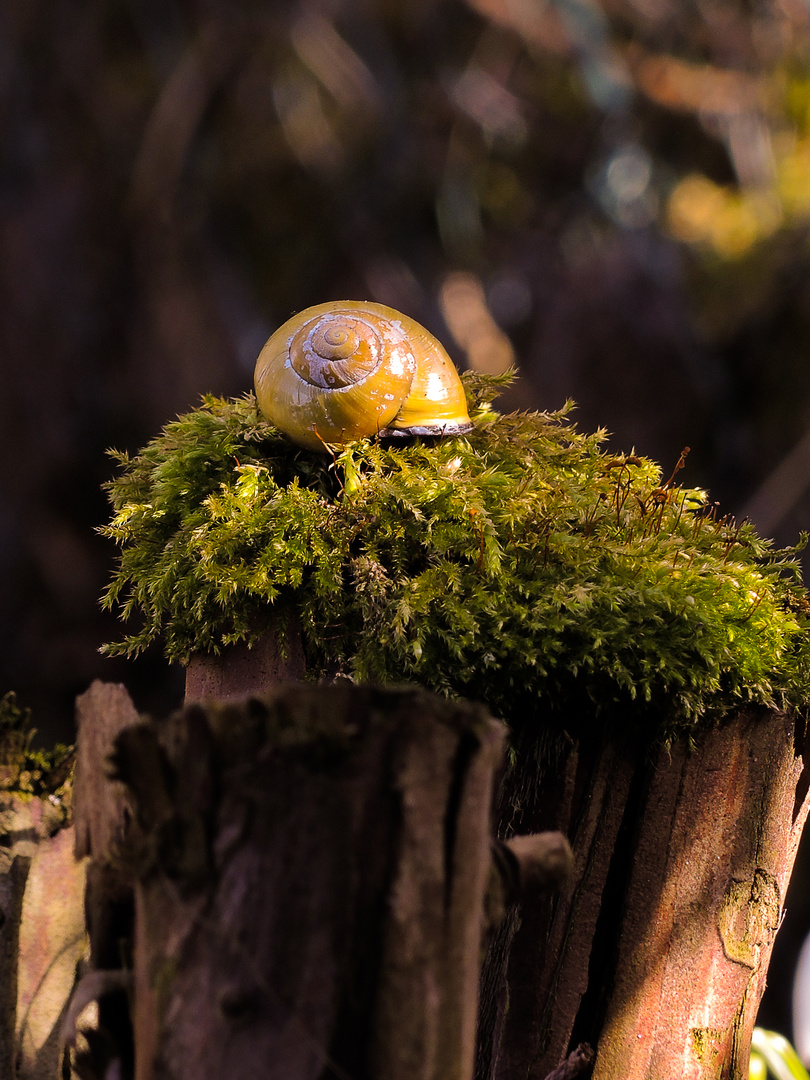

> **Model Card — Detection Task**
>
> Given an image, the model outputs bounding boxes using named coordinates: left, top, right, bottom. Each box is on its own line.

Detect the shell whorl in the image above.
left=290, top=314, right=383, bottom=389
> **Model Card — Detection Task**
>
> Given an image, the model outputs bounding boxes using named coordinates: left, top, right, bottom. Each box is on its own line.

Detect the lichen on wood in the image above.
left=100, top=376, right=810, bottom=742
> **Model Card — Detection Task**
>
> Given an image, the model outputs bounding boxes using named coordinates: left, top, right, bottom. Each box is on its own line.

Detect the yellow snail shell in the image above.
left=254, top=300, right=473, bottom=452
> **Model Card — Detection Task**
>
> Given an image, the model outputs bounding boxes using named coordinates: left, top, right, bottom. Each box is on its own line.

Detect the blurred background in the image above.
left=2, top=0, right=810, bottom=1039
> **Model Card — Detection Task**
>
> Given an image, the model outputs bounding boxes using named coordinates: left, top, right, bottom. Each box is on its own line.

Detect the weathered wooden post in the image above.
left=109, top=684, right=508, bottom=1080
left=68, top=678, right=569, bottom=1080
left=477, top=704, right=810, bottom=1079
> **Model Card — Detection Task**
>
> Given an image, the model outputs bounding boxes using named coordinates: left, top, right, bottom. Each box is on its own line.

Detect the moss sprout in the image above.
left=100, top=375, right=810, bottom=742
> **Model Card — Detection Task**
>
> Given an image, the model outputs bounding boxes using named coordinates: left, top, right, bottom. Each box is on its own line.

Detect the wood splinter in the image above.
left=543, top=1043, right=595, bottom=1080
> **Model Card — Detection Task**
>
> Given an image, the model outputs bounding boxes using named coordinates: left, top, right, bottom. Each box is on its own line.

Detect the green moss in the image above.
left=0, top=692, right=74, bottom=798
left=100, top=376, right=810, bottom=741
left=690, top=1027, right=727, bottom=1072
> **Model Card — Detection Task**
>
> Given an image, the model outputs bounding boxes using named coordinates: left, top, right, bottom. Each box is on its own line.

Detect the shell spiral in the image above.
left=254, top=300, right=473, bottom=452
left=289, top=312, right=385, bottom=389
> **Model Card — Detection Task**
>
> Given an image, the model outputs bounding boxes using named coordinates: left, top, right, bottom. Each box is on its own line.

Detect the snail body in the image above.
left=254, top=300, right=473, bottom=451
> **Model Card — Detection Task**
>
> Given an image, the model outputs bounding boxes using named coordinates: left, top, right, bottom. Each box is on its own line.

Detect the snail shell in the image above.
left=254, top=300, right=473, bottom=452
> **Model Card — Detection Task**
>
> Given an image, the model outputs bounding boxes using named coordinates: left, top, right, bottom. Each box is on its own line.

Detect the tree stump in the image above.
left=477, top=705, right=810, bottom=1080
left=110, top=683, right=507, bottom=1080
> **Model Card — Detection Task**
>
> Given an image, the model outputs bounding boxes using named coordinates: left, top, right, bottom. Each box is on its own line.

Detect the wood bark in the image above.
left=592, top=707, right=810, bottom=1080
left=477, top=706, right=810, bottom=1080
left=70, top=680, right=143, bottom=1079
left=184, top=625, right=306, bottom=703
left=109, top=684, right=506, bottom=1080
left=74, top=680, right=140, bottom=865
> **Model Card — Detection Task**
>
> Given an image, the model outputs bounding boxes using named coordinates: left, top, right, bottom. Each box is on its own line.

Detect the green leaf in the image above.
left=751, top=1029, right=810, bottom=1080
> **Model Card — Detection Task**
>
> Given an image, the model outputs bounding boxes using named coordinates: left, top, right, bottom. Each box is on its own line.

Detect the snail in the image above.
left=254, top=300, right=473, bottom=452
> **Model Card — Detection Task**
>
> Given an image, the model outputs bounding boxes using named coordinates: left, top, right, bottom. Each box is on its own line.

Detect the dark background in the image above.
left=2, top=0, right=810, bottom=1039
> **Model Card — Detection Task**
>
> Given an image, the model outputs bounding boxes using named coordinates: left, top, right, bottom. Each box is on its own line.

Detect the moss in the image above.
left=100, top=375, right=810, bottom=742
left=690, top=1027, right=727, bottom=1073
left=0, top=692, right=74, bottom=799
left=718, top=871, right=780, bottom=968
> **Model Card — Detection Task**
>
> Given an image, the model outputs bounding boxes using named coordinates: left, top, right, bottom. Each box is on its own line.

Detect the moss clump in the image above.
left=100, top=376, right=810, bottom=741
left=0, top=692, right=74, bottom=799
